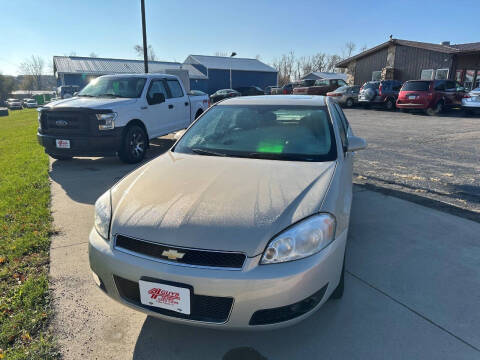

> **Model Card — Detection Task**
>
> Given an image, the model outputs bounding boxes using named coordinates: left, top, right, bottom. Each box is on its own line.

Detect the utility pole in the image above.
left=229, top=52, right=237, bottom=89
left=141, top=0, right=148, bottom=73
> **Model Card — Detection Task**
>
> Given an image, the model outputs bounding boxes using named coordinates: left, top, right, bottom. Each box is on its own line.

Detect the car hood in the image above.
left=110, top=152, right=336, bottom=257
left=45, top=96, right=137, bottom=109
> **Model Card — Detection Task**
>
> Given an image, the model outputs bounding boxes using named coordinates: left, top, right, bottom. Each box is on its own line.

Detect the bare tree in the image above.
left=271, top=51, right=296, bottom=86
left=18, top=55, right=45, bottom=90
left=134, top=45, right=157, bottom=61
left=360, top=44, right=368, bottom=52
left=89, top=52, right=99, bottom=58
left=342, top=42, right=356, bottom=59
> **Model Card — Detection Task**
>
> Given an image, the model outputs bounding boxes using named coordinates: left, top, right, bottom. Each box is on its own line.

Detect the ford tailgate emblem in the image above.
left=56, top=120, right=68, bottom=126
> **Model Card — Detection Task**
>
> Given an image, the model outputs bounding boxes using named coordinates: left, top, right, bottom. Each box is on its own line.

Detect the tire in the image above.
left=118, top=125, right=148, bottom=164
left=385, top=98, right=395, bottom=110
left=464, top=109, right=474, bottom=116
left=345, top=98, right=354, bottom=108
left=49, top=154, right=73, bottom=161
left=331, top=255, right=345, bottom=300
left=426, top=101, right=443, bottom=116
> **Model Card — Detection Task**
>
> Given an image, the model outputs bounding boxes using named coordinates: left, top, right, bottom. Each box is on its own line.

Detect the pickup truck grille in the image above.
left=41, top=110, right=93, bottom=136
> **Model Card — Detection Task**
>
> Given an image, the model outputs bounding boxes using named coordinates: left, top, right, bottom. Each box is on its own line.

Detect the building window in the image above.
left=455, top=70, right=464, bottom=83
left=435, top=69, right=449, bottom=80
left=421, top=69, right=434, bottom=80
left=464, top=70, right=475, bottom=91
left=372, top=71, right=382, bottom=81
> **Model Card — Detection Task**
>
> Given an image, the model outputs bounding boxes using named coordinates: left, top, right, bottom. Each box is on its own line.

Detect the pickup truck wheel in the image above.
left=426, top=101, right=443, bottom=116
left=119, top=125, right=147, bottom=164
left=345, top=98, right=354, bottom=107
left=385, top=98, right=395, bottom=110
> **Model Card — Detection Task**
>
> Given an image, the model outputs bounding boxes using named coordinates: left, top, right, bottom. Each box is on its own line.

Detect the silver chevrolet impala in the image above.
left=89, top=95, right=367, bottom=329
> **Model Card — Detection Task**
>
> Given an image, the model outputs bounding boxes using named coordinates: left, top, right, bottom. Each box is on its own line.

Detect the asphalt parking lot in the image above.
left=345, top=108, right=479, bottom=220
left=48, top=133, right=480, bottom=359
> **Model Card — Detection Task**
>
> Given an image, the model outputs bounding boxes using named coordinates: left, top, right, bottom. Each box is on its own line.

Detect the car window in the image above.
left=445, top=81, right=456, bottom=91
left=338, top=80, right=347, bottom=87
left=167, top=79, right=184, bottom=98
left=392, top=82, right=402, bottom=91
left=329, top=103, right=348, bottom=150
left=79, top=77, right=147, bottom=98
left=315, top=79, right=330, bottom=86
left=434, top=80, right=446, bottom=91
left=147, top=79, right=169, bottom=102
left=174, top=105, right=337, bottom=162
left=401, top=81, right=430, bottom=91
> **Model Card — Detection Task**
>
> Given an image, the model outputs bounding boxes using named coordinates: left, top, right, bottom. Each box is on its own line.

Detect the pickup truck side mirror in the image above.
left=347, top=135, right=367, bottom=152
left=148, top=93, right=165, bottom=105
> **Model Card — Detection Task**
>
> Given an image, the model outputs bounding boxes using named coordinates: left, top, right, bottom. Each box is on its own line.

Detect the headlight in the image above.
left=96, top=113, right=117, bottom=130
left=261, top=214, right=336, bottom=264
left=94, top=190, right=112, bottom=240
left=37, top=110, right=43, bottom=129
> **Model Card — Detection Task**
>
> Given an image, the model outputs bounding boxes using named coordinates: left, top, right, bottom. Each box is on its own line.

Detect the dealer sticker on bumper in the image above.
left=139, top=280, right=191, bottom=314
left=55, top=139, right=70, bottom=149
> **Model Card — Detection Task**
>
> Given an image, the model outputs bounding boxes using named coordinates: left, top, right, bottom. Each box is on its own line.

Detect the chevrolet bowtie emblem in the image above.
left=162, top=249, right=185, bottom=260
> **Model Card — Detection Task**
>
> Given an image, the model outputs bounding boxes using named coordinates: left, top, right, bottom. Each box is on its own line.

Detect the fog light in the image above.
left=92, top=271, right=101, bottom=287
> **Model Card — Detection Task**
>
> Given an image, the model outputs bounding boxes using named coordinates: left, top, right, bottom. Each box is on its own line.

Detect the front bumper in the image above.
left=37, top=129, right=123, bottom=157
left=89, top=228, right=347, bottom=329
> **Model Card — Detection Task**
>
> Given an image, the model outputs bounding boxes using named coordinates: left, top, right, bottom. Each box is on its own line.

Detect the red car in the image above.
left=396, top=80, right=466, bottom=115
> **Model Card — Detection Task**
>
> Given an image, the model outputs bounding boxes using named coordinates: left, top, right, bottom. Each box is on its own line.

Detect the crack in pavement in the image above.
left=346, top=270, right=480, bottom=354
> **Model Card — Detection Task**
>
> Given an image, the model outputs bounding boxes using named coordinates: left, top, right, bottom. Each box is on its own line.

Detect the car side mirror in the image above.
left=73, top=92, right=78, bottom=96
left=347, top=136, right=367, bottom=152
left=174, top=129, right=186, bottom=140
left=457, top=87, right=465, bottom=92
left=149, top=93, right=165, bottom=105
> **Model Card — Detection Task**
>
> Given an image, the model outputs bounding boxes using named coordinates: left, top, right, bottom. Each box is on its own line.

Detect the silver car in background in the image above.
left=462, top=87, right=480, bottom=114
left=89, top=95, right=366, bottom=329
left=326, top=85, right=360, bottom=107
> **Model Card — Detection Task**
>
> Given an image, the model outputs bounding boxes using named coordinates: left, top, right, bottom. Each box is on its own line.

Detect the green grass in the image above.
left=0, top=109, right=59, bottom=359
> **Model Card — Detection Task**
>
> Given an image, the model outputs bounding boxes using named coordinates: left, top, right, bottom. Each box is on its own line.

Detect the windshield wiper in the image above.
left=191, top=148, right=227, bottom=157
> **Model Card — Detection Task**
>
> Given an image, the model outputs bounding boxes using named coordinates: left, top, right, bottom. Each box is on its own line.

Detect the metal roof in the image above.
left=302, top=72, right=347, bottom=80
left=186, top=55, right=277, bottom=72
left=336, top=39, right=480, bottom=68
left=53, top=56, right=207, bottom=79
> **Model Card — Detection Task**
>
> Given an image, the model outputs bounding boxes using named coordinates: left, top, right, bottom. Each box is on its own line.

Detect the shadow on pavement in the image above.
left=48, top=137, right=175, bottom=204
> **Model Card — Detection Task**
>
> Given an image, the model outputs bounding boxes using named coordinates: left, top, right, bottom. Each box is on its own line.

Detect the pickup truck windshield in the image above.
left=78, top=77, right=147, bottom=98
left=174, top=105, right=337, bottom=162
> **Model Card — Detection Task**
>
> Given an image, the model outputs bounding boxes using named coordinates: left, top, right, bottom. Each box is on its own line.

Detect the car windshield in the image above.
left=174, top=105, right=337, bottom=162
left=401, top=81, right=430, bottom=91
left=78, top=77, right=147, bottom=98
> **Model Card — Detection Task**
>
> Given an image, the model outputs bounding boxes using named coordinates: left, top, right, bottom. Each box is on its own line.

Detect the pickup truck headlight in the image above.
left=261, top=214, right=336, bottom=264
left=96, top=113, right=116, bottom=130
left=94, top=190, right=112, bottom=240
left=37, top=109, right=43, bottom=129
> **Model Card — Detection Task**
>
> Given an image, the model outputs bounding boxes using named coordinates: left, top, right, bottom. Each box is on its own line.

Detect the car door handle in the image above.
left=184, top=102, right=189, bottom=106
left=168, top=104, right=174, bottom=109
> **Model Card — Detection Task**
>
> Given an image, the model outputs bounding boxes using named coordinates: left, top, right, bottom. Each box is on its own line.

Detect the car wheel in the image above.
left=118, top=125, right=147, bottom=164
left=346, top=98, right=354, bottom=107
left=464, top=109, right=474, bottom=116
left=331, top=255, right=345, bottom=300
left=49, top=154, right=73, bottom=161
left=385, top=98, right=395, bottom=110
left=426, top=101, right=443, bottom=116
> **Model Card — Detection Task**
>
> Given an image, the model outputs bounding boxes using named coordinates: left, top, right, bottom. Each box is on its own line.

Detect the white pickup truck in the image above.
left=37, top=74, right=209, bottom=163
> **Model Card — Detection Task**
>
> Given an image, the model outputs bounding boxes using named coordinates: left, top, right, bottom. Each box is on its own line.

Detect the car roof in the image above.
left=218, top=95, right=327, bottom=106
